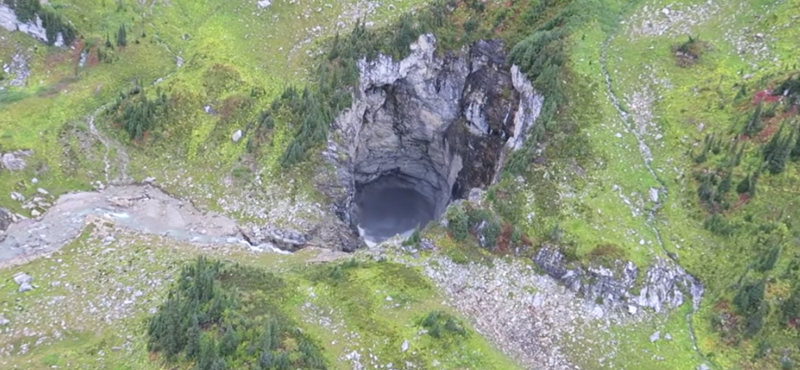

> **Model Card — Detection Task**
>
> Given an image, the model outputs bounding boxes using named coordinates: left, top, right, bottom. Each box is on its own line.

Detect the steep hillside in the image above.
left=1, top=0, right=799, bottom=369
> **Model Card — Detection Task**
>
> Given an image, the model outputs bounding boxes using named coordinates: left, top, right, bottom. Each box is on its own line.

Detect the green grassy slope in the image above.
left=0, top=0, right=427, bottom=216
left=2, top=0, right=800, bottom=369
left=0, top=229, right=518, bottom=369
left=521, top=0, right=800, bottom=368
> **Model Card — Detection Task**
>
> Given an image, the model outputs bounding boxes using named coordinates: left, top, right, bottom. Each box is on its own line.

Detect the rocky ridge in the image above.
left=534, top=246, right=702, bottom=314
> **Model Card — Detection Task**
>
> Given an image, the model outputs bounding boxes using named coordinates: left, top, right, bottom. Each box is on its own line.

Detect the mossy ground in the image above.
left=3, top=0, right=800, bottom=368
left=0, top=0, right=427, bottom=215
left=0, top=227, right=516, bottom=369
left=497, top=0, right=800, bottom=367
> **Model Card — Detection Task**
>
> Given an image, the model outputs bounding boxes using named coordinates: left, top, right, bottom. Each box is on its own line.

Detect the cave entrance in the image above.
left=354, top=174, right=437, bottom=245
left=339, top=38, right=524, bottom=247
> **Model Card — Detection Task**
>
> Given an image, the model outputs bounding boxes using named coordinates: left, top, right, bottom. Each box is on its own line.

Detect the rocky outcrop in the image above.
left=0, top=208, right=11, bottom=238
left=321, top=34, right=544, bottom=232
left=533, top=246, right=703, bottom=314
left=241, top=225, right=309, bottom=252
left=1, top=150, right=31, bottom=171
left=0, top=5, right=63, bottom=46
left=508, top=65, right=545, bottom=151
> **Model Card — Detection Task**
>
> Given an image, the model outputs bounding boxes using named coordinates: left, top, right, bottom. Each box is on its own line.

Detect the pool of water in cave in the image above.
left=355, top=179, right=436, bottom=246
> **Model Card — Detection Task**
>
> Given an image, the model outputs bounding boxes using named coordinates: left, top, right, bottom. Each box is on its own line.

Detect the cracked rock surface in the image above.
left=322, top=34, right=544, bottom=242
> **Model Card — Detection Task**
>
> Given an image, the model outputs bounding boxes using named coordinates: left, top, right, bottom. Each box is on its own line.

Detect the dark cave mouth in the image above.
left=354, top=174, right=440, bottom=245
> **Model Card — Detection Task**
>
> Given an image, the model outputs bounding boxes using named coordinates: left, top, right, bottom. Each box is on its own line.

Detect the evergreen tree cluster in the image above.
left=693, top=134, right=747, bottom=213
left=444, top=203, right=526, bottom=252
left=147, top=257, right=327, bottom=370
left=761, top=123, right=796, bottom=175
left=466, top=207, right=502, bottom=250
left=4, top=0, right=77, bottom=46
left=503, top=0, right=579, bottom=175
left=733, top=280, right=766, bottom=338
left=108, top=84, right=169, bottom=140
left=419, top=311, right=468, bottom=341
left=446, top=205, right=469, bottom=242
left=781, top=283, right=800, bottom=328
left=694, top=115, right=800, bottom=214
left=261, top=0, right=497, bottom=168
left=743, top=101, right=765, bottom=137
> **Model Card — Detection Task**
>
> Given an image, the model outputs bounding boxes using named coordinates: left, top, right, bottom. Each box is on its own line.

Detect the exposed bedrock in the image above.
left=317, top=34, right=544, bottom=245
left=534, top=246, right=704, bottom=314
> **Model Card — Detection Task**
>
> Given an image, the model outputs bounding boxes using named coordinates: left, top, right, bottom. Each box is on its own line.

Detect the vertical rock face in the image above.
left=0, top=5, right=60, bottom=46
left=323, top=34, right=543, bottom=235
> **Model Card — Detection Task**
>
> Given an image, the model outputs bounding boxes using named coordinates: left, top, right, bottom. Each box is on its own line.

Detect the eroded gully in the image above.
left=599, top=17, right=712, bottom=369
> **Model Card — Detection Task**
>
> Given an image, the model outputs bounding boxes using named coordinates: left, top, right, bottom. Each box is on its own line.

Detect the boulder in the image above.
left=13, top=272, right=32, bottom=285
left=243, top=226, right=309, bottom=252
left=232, top=129, right=243, bottom=143
left=1, top=150, right=31, bottom=171
left=0, top=207, right=11, bottom=232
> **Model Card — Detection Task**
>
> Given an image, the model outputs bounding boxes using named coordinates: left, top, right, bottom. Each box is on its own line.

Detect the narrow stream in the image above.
left=599, top=19, right=712, bottom=369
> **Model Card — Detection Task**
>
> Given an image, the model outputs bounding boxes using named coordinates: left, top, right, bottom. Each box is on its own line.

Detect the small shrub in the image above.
left=703, top=214, right=735, bottom=236
left=587, top=244, right=627, bottom=266
left=402, top=228, right=421, bottom=247
left=672, top=35, right=708, bottom=67
left=482, top=220, right=501, bottom=249
left=419, top=311, right=467, bottom=341
left=447, top=206, right=469, bottom=241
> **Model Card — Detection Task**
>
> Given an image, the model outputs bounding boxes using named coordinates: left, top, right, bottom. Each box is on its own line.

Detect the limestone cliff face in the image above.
left=319, top=34, right=544, bottom=229
left=0, top=5, right=63, bottom=46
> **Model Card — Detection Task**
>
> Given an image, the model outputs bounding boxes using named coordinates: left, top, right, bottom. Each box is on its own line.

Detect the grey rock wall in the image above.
left=324, top=34, right=544, bottom=229
left=0, top=5, right=63, bottom=46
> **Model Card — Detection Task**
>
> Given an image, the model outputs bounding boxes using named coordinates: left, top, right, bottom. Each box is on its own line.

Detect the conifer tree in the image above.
left=185, top=314, right=201, bottom=360
left=219, top=324, right=238, bottom=357
left=718, top=171, right=732, bottom=195
left=258, top=351, right=273, bottom=370
left=791, top=123, right=800, bottom=161
left=736, top=174, right=751, bottom=195
left=764, top=124, right=794, bottom=174
left=116, top=23, right=127, bottom=47
left=744, top=102, right=764, bottom=136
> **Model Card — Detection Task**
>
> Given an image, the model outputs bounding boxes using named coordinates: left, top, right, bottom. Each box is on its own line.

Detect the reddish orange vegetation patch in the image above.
left=753, top=89, right=781, bottom=104
left=44, top=48, right=71, bottom=69
left=71, top=40, right=84, bottom=62
left=85, top=48, right=100, bottom=68
left=495, top=223, right=514, bottom=254
left=218, top=95, right=252, bottom=122
left=711, top=300, right=741, bottom=346
left=734, top=193, right=751, bottom=209
left=737, top=100, right=798, bottom=143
